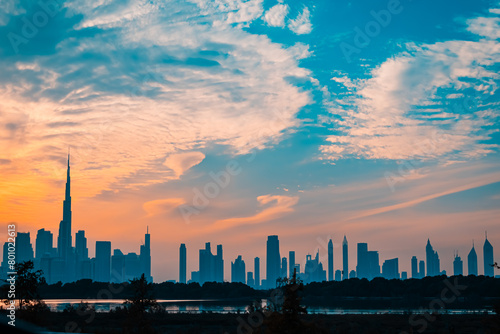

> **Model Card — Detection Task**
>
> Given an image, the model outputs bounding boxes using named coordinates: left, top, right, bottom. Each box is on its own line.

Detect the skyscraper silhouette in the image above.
left=281, top=257, right=287, bottom=278
left=453, top=251, right=463, bottom=276
left=35, top=229, right=54, bottom=268
left=411, top=256, right=418, bottom=278
left=342, top=235, right=348, bottom=280
left=367, top=250, right=380, bottom=279
left=95, top=241, right=111, bottom=282
left=199, top=242, right=223, bottom=283
left=57, top=154, right=72, bottom=261
left=16, top=232, right=34, bottom=264
left=382, top=258, right=399, bottom=279
left=483, top=232, right=494, bottom=277
left=328, top=239, right=333, bottom=281
left=179, top=243, right=187, bottom=283
left=140, top=227, right=152, bottom=282
left=266, top=235, right=280, bottom=288
left=425, top=239, right=440, bottom=276
left=419, top=260, right=425, bottom=278
left=216, top=244, right=224, bottom=282
left=289, top=251, right=295, bottom=278
left=356, top=243, right=368, bottom=279
left=304, top=251, right=327, bottom=283
left=231, top=255, right=245, bottom=283
left=254, top=257, right=260, bottom=288
left=468, top=242, right=478, bottom=276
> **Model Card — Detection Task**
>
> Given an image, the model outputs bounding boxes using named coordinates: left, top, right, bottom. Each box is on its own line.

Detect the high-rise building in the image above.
left=367, top=250, right=380, bottom=279
left=411, top=256, right=418, bottom=279
left=419, top=260, right=425, bottom=278
left=335, top=269, right=341, bottom=281
left=453, top=252, right=463, bottom=276
left=16, top=232, right=34, bottom=264
left=124, top=252, right=141, bottom=280
left=328, top=239, right=333, bottom=281
left=382, top=258, right=399, bottom=279
left=266, top=235, right=280, bottom=288
left=356, top=243, right=369, bottom=279
left=231, top=255, right=245, bottom=283
left=139, top=227, right=152, bottom=282
left=35, top=229, right=53, bottom=264
left=484, top=233, right=494, bottom=277
left=57, top=154, right=72, bottom=261
left=289, top=251, right=295, bottom=278
left=468, top=242, right=478, bottom=276
left=95, top=241, right=111, bottom=282
left=216, top=244, right=224, bottom=282
left=401, top=271, right=408, bottom=280
left=111, top=249, right=125, bottom=283
left=179, top=243, right=187, bottom=283
left=342, top=235, right=348, bottom=280
left=425, top=239, right=440, bottom=276
left=304, top=251, right=327, bottom=284
left=199, top=242, right=223, bottom=283
left=75, top=230, right=88, bottom=261
left=247, top=272, right=254, bottom=287
left=254, top=257, right=260, bottom=288
left=281, top=257, right=287, bottom=278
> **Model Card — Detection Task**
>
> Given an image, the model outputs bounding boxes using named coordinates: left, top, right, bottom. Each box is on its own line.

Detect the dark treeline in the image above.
left=36, top=280, right=265, bottom=300
left=24, top=275, right=499, bottom=306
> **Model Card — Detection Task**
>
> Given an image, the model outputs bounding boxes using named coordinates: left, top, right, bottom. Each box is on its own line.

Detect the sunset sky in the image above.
left=1, top=0, right=499, bottom=282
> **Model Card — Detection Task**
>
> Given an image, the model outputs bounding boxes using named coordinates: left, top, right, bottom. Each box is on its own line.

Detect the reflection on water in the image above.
left=42, top=299, right=495, bottom=315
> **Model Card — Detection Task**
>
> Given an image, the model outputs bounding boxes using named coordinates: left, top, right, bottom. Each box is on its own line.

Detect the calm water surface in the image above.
left=42, top=299, right=495, bottom=315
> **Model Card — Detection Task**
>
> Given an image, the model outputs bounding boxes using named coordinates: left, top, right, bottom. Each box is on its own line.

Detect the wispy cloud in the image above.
left=321, top=7, right=500, bottom=164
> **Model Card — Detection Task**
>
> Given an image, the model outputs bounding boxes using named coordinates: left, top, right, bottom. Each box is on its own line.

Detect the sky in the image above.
left=0, top=0, right=499, bottom=282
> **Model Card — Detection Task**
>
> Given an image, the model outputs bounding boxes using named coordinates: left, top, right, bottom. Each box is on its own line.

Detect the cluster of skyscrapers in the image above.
left=180, top=235, right=496, bottom=289
left=0, top=155, right=496, bottom=287
left=0, top=155, right=152, bottom=284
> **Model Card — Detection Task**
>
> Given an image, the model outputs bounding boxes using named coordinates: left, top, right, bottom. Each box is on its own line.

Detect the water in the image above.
left=42, top=299, right=495, bottom=315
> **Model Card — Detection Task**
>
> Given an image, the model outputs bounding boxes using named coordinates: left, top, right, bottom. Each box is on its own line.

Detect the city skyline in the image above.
left=0, top=154, right=497, bottom=283
left=0, top=0, right=499, bottom=284
left=0, top=153, right=496, bottom=285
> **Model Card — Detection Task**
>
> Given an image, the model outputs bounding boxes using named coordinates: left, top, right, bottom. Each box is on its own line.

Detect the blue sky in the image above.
left=0, top=0, right=499, bottom=281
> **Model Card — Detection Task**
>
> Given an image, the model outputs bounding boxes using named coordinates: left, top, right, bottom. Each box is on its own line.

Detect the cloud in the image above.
left=288, top=7, right=312, bottom=35
left=163, top=151, right=205, bottom=178
left=467, top=16, right=500, bottom=39
left=143, top=198, right=186, bottom=217
left=264, top=4, right=289, bottom=27
left=211, top=194, right=299, bottom=231
left=0, top=0, right=311, bottom=199
left=321, top=9, right=500, bottom=163
left=349, top=171, right=500, bottom=220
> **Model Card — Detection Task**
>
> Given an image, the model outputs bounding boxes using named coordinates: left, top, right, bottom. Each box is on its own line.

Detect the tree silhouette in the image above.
left=123, top=274, right=160, bottom=333
left=5, top=261, right=46, bottom=310
left=256, top=269, right=326, bottom=334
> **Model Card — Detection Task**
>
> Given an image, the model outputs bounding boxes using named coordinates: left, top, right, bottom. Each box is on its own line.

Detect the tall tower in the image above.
left=254, top=257, right=260, bottom=288
left=266, top=235, right=280, bottom=288
left=468, top=241, right=478, bottom=276
left=289, top=251, right=296, bottom=278
left=140, top=227, right=152, bottom=282
left=453, top=251, right=463, bottom=276
left=411, top=256, right=418, bottom=279
left=483, top=232, right=494, bottom=277
left=425, top=239, right=434, bottom=276
left=328, top=239, right=333, bottom=281
left=356, top=243, right=368, bottom=279
left=179, top=243, right=187, bottom=283
left=342, top=235, right=348, bottom=280
left=57, top=153, right=72, bottom=260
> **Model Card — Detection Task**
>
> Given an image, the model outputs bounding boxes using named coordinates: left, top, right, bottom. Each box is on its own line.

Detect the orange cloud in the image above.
left=210, top=194, right=299, bottom=231
left=142, top=198, right=187, bottom=218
